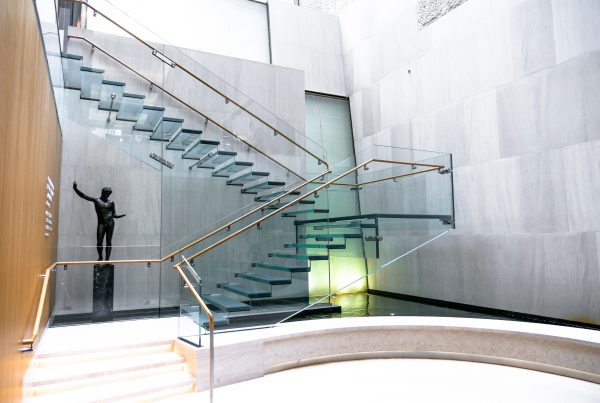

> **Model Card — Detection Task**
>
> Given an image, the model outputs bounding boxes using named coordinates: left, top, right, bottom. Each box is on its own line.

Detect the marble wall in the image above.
left=339, top=0, right=600, bottom=323
left=269, top=1, right=346, bottom=96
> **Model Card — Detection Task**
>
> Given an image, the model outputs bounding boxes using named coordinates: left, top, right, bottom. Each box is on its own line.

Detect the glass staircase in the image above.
left=38, top=0, right=455, bottom=349
left=177, top=146, right=455, bottom=345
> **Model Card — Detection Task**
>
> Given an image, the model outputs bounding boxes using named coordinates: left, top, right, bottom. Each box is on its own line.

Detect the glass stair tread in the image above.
left=181, top=138, right=220, bottom=160
left=116, top=93, right=145, bottom=122
left=98, top=80, right=126, bottom=111
left=300, top=233, right=362, bottom=240
left=80, top=66, right=104, bottom=73
left=150, top=117, right=184, bottom=141
left=299, top=213, right=454, bottom=225
left=263, top=198, right=312, bottom=209
left=123, top=92, right=145, bottom=98
left=61, top=53, right=83, bottom=90
left=203, top=293, right=250, bottom=312
left=284, top=243, right=346, bottom=250
left=267, top=252, right=329, bottom=261
left=79, top=67, right=104, bottom=101
left=251, top=262, right=310, bottom=273
left=236, top=272, right=291, bottom=285
left=212, top=160, right=253, bottom=178
left=281, top=208, right=329, bottom=217
left=195, top=150, right=237, bottom=169
left=241, top=180, right=286, bottom=194
left=60, top=52, right=83, bottom=60
left=255, top=190, right=301, bottom=203
left=264, top=203, right=292, bottom=210
left=101, top=79, right=126, bottom=86
left=226, top=171, right=269, bottom=186
left=133, top=105, right=165, bottom=132
left=181, top=306, right=230, bottom=327
left=166, top=129, right=202, bottom=151
left=302, top=222, right=376, bottom=229
left=219, top=283, right=271, bottom=298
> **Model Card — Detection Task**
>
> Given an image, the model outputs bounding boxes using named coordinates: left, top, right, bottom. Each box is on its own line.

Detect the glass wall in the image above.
left=305, top=93, right=366, bottom=296
left=305, top=94, right=354, bottom=166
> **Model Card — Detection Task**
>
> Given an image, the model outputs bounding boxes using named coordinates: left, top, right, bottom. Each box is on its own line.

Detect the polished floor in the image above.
left=300, top=292, right=505, bottom=321
left=172, top=358, right=600, bottom=403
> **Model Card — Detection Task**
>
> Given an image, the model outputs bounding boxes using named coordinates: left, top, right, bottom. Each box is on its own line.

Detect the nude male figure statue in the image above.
left=73, top=181, right=126, bottom=261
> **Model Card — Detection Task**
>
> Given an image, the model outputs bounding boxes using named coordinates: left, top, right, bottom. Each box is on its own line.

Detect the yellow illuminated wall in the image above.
left=305, top=94, right=368, bottom=297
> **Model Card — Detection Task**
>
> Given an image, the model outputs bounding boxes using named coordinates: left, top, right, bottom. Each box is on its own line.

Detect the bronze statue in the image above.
left=73, top=181, right=126, bottom=261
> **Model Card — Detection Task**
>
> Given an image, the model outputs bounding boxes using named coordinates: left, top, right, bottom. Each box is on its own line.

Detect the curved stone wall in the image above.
left=177, top=317, right=600, bottom=391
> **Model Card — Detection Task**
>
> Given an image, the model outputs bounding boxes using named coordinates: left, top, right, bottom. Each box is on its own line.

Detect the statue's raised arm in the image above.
left=73, top=181, right=95, bottom=202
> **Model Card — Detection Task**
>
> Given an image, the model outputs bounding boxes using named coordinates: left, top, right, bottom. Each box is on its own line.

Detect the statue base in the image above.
left=92, top=264, right=114, bottom=322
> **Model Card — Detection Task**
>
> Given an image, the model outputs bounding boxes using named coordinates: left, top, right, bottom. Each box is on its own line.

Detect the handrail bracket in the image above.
left=151, top=49, right=176, bottom=68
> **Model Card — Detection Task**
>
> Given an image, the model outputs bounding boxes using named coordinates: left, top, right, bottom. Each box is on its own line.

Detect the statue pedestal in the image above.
left=93, top=264, right=114, bottom=322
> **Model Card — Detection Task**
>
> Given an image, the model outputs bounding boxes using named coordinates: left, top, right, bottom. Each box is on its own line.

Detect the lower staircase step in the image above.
left=219, top=283, right=271, bottom=298
left=254, top=190, right=301, bottom=203
left=310, top=222, right=376, bottom=230
left=236, top=272, right=292, bottom=285
left=28, top=369, right=194, bottom=403
left=282, top=208, right=329, bottom=217
left=300, top=233, right=362, bottom=240
left=181, top=305, right=230, bottom=327
left=26, top=352, right=184, bottom=388
left=268, top=252, right=329, bottom=261
left=284, top=243, right=346, bottom=250
left=264, top=199, right=315, bottom=209
left=203, top=293, right=250, bottom=312
left=251, top=262, right=311, bottom=273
